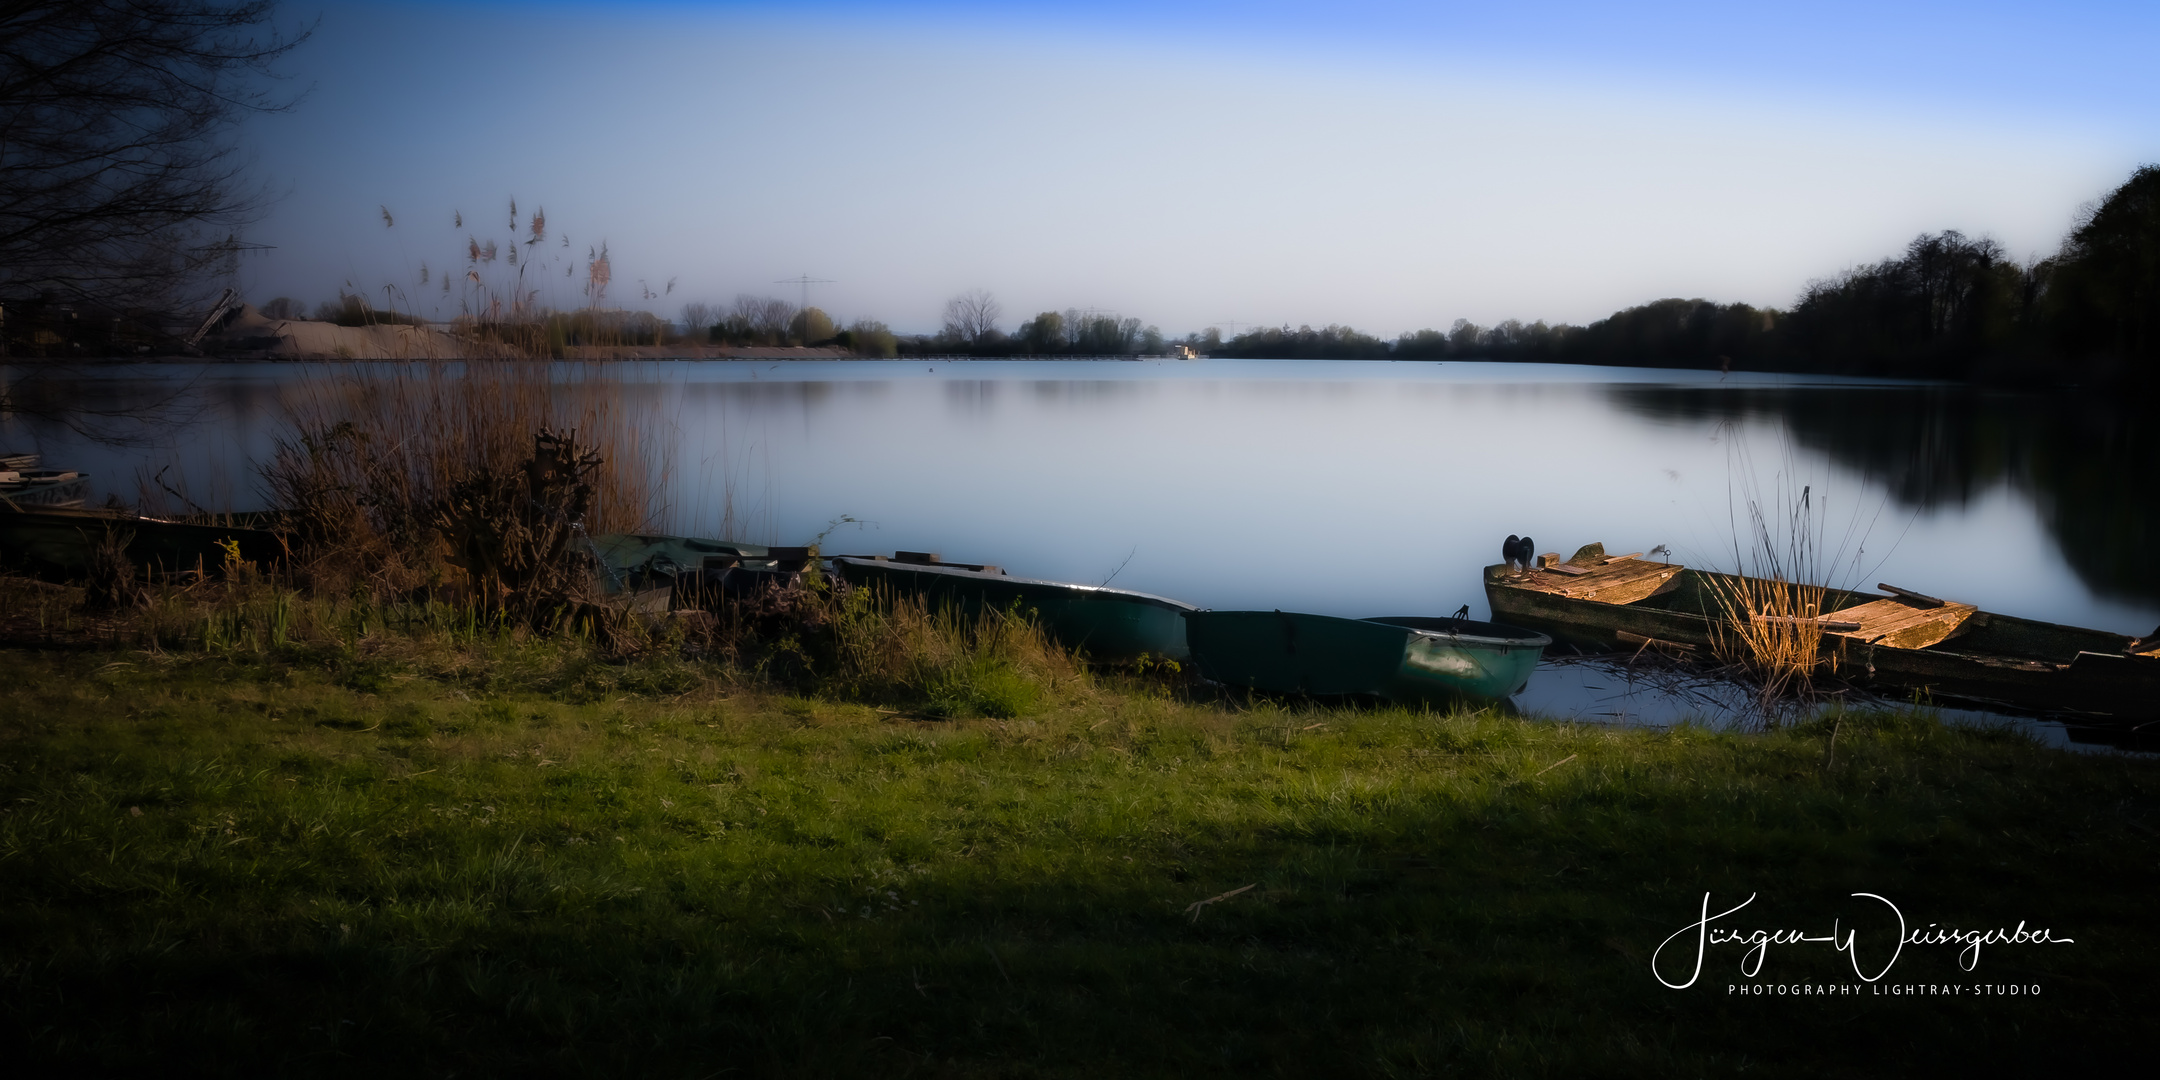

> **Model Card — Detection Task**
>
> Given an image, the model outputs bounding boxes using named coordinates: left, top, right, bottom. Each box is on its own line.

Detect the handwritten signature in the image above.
left=1652, top=892, right=2073, bottom=989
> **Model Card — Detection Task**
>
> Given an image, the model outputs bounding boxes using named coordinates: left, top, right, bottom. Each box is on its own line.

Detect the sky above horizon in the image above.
left=239, top=1, right=2160, bottom=336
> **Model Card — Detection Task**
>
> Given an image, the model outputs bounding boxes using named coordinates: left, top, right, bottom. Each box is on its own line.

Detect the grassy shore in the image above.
left=3, top=620, right=2156, bottom=1077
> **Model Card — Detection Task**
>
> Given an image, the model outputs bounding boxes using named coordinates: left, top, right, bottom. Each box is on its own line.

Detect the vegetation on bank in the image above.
left=2, top=574, right=2155, bottom=1075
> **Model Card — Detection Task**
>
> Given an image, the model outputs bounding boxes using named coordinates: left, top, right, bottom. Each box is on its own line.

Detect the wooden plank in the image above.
left=1600, top=552, right=1644, bottom=564
left=1876, top=582, right=1946, bottom=608
left=1567, top=562, right=1684, bottom=605
left=1823, top=597, right=1977, bottom=650
left=1519, top=557, right=1684, bottom=605
left=1753, top=615, right=1863, bottom=632
left=1617, top=630, right=1696, bottom=652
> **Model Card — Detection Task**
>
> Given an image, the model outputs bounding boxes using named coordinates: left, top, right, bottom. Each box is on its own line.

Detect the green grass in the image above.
left=2, top=642, right=2156, bottom=1076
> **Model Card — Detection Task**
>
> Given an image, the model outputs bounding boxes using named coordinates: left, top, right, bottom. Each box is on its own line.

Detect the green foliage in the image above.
left=1213, top=322, right=1392, bottom=358
left=1785, top=230, right=2032, bottom=379
left=789, top=305, right=836, bottom=344
left=837, top=317, right=897, bottom=357
left=2045, top=164, right=2160, bottom=386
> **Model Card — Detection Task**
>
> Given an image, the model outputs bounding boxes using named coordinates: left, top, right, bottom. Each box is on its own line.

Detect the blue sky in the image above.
left=240, top=1, right=2159, bottom=335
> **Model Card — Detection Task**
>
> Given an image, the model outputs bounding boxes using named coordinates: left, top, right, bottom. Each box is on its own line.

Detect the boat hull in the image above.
left=1183, top=610, right=1547, bottom=704
left=833, top=557, right=1193, bottom=660
left=1484, top=561, right=2160, bottom=720
left=0, top=474, right=89, bottom=509
left=0, top=506, right=285, bottom=577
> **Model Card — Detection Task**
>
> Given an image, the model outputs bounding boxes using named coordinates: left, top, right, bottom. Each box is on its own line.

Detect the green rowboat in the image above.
left=831, top=554, right=1194, bottom=660
left=1182, top=610, right=1550, bottom=704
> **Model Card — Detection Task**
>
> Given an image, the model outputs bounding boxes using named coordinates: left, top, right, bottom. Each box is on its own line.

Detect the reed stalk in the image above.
left=261, top=360, right=669, bottom=602
left=1708, top=464, right=1843, bottom=717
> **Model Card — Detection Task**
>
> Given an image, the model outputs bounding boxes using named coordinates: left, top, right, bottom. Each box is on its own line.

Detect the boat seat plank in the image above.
left=1519, top=557, right=1685, bottom=606
left=1824, top=596, right=1978, bottom=650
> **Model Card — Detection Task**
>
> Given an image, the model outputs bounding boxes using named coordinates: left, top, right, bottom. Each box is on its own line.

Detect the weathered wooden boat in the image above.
left=0, top=503, right=286, bottom=577
left=585, top=532, right=812, bottom=613
left=0, top=453, right=90, bottom=509
left=1485, top=541, right=2160, bottom=720
left=1182, top=610, right=1549, bottom=704
left=830, top=552, right=1194, bottom=660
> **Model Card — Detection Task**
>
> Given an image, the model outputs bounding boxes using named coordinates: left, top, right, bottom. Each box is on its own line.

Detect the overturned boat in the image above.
left=1485, top=541, right=2160, bottom=720
left=585, top=532, right=812, bottom=613
left=0, top=502, right=286, bottom=578
left=1182, top=610, right=1548, bottom=704
left=830, top=551, right=1194, bottom=660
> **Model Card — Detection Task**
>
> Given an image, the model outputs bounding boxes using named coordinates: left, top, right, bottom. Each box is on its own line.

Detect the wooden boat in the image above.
left=0, top=503, right=286, bottom=577
left=830, top=552, right=1194, bottom=660
left=1182, top=610, right=1549, bottom=704
left=1485, top=541, right=2160, bottom=720
left=0, top=453, right=90, bottom=509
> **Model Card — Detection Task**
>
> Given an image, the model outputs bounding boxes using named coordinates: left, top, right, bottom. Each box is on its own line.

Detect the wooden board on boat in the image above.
left=1823, top=596, right=1978, bottom=650
left=1484, top=540, right=2160, bottom=720
left=1505, top=549, right=1684, bottom=606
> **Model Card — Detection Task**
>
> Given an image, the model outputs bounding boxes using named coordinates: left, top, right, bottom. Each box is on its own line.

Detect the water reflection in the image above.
left=1609, top=385, right=2160, bottom=609
left=1517, top=655, right=2157, bottom=755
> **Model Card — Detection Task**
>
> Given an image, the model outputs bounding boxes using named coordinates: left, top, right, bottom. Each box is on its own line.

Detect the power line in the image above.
left=774, top=272, right=834, bottom=313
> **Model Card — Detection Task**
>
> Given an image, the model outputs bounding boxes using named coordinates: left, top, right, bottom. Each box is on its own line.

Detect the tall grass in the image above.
left=1706, top=430, right=1886, bottom=715
left=821, top=586, right=1086, bottom=718
left=1708, top=482, right=1833, bottom=707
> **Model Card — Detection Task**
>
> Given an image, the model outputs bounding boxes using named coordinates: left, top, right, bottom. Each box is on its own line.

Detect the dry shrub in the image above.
left=1707, top=479, right=1853, bottom=716
left=262, top=361, right=667, bottom=608
left=80, top=527, right=144, bottom=612
left=1708, top=573, right=1830, bottom=705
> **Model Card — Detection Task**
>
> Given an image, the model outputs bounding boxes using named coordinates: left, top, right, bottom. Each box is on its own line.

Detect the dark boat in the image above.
left=1182, top=610, right=1548, bottom=703
left=0, top=503, right=286, bottom=577
left=1484, top=541, right=2160, bottom=720
left=831, top=552, right=1194, bottom=660
left=586, top=532, right=812, bottom=613
left=0, top=453, right=90, bottom=509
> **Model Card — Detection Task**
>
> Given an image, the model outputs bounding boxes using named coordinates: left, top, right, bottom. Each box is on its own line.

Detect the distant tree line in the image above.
left=1389, top=166, right=2160, bottom=389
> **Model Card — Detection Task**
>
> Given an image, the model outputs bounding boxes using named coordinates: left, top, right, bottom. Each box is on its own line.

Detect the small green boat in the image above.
left=585, top=532, right=811, bottom=612
left=1182, top=610, right=1549, bottom=703
left=831, top=554, right=1194, bottom=660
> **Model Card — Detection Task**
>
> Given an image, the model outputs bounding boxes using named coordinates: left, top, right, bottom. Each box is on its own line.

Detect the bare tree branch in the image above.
left=0, top=1, right=312, bottom=314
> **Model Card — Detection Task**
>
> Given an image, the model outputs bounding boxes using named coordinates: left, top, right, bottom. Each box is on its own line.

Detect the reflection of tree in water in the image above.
left=1612, top=386, right=2160, bottom=607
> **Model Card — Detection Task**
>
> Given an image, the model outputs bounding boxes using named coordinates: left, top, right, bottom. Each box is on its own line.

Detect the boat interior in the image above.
left=1498, top=541, right=2142, bottom=664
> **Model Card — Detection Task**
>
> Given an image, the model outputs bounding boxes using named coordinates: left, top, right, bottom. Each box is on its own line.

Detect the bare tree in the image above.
left=941, top=288, right=1002, bottom=346
left=0, top=2, right=311, bottom=312
left=725, top=294, right=795, bottom=344
left=678, top=301, right=715, bottom=336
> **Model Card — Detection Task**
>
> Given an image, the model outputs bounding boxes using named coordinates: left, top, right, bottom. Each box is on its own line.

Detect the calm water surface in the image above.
left=12, top=359, right=2156, bottom=743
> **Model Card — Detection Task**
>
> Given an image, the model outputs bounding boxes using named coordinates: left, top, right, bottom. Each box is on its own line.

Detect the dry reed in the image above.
left=261, top=360, right=670, bottom=602
left=1708, top=471, right=1840, bottom=715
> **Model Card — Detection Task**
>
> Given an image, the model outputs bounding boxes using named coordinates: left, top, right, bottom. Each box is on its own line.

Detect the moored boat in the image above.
left=585, top=532, right=812, bottom=613
left=831, top=552, right=1194, bottom=660
left=1182, top=610, right=1549, bottom=703
left=0, top=503, right=286, bottom=577
left=0, top=453, right=90, bottom=509
left=1484, top=540, right=2160, bottom=719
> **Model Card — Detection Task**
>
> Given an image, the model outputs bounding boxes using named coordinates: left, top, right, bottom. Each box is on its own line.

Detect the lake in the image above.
left=10, top=358, right=2156, bottom=740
